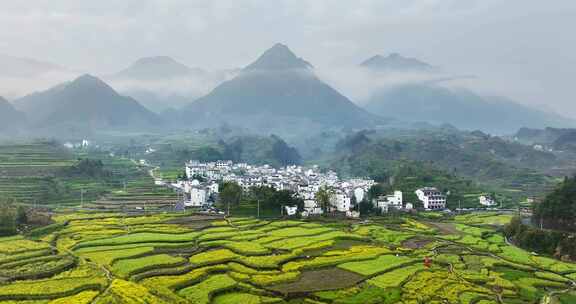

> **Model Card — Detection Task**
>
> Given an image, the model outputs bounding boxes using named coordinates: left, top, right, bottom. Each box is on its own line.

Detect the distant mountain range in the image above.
left=180, top=43, right=380, bottom=131
left=2, top=48, right=575, bottom=137
left=515, top=127, right=576, bottom=152
left=107, top=56, right=230, bottom=113
left=359, top=54, right=575, bottom=134
left=0, top=96, right=26, bottom=132
left=113, top=56, right=206, bottom=80
left=14, top=74, right=161, bottom=131
left=360, top=53, right=437, bottom=72
left=364, top=84, right=575, bottom=134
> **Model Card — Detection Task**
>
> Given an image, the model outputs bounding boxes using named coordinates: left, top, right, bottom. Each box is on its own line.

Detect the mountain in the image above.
left=515, top=127, right=576, bottom=145
left=326, top=128, right=559, bottom=205
left=108, top=56, right=215, bottom=113
left=360, top=53, right=436, bottom=72
left=181, top=43, right=380, bottom=132
left=0, top=54, right=66, bottom=78
left=14, top=74, right=161, bottom=130
left=364, top=84, right=575, bottom=134
left=0, top=96, right=26, bottom=131
left=113, top=56, right=205, bottom=80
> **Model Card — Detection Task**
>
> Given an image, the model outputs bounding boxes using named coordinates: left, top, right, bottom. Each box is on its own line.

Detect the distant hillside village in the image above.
left=153, top=160, right=500, bottom=217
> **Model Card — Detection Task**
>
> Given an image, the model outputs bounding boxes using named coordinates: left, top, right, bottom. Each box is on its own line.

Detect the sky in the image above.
left=1, top=0, right=576, bottom=117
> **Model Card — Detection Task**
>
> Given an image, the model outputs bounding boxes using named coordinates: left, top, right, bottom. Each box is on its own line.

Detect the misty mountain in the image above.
left=14, top=74, right=161, bottom=129
left=113, top=56, right=205, bottom=80
left=181, top=43, right=380, bottom=131
left=0, top=54, right=66, bottom=78
left=108, top=56, right=223, bottom=113
left=364, top=84, right=575, bottom=134
left=0, top=96, right=26, bottom=131
left=515, top=127, right=576, bottom=152
left=360, top=53, right=436, bottom=72
left=514, top=127, right=575, bottom=144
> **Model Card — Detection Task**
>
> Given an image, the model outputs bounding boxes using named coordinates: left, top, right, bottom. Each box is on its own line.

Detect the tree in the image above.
left=350, top=194, right=358, bottom=211
left=62, top=159, right=111, bottom=178
left=249, top=186, right=276, bottom=209
left=219, top=182, right=243, bottom=215
left=270, top=135, right=302, bottom=166
left=367, top=184, right=386, bottom=202
left=533, top=175, right=576, bottom=231
left=16, top=206, right=27, bottom=226
left=0, top=200, right=16, bottom=236
left=359, top=199, right=374, bottom=217
left=316, top=186, right=334, bottom=214
left=273, top=190, right=300, bottom=209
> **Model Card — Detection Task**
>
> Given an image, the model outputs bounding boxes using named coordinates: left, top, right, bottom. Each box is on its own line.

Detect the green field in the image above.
left=0, top=142, right=177, bottom=210
left=0, top=212, right=574, bottom=303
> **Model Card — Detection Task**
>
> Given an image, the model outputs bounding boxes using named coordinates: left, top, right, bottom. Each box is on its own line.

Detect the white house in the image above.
left=346, top=210, right=360, bottom=218
left=415, top=187, right=446, bottom=210
left=183, top=180, right=210, bottom=207
left=353, top=187, right=365, bottom=203
left=479, top=195, right=496, bottom=206
left=330, top=193, right=351, bottom=212
left=374, top=191, right=403, bottom=213
left=284, top=205, right=298, bottom=216
left=303, top=199, right=323, bottom=216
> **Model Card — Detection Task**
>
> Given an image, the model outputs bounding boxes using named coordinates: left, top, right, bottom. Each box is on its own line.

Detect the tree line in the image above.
left=217, top=181, right=383, bottom=217
left=504, top=175, right=576, bottom=261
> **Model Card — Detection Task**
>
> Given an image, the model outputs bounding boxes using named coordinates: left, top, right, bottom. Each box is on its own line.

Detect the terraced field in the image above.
left=0, top=142, right=75, bottom=204
left=0, top=212, right=574, bottom=303
left=0, top=142, right=177, bottom=209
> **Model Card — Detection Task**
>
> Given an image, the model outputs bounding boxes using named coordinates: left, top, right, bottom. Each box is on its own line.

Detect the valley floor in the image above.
left=0, top=212, right=575, bottom=303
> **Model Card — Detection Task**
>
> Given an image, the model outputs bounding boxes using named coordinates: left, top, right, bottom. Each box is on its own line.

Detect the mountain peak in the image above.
left=360, top=53, right=435, bottom=72
left=114, top=56, right=202, bottom=79
left=244, top=43, right=312, bottom=71
left=133, top=56, right=179, bottom=66
left=71, top=74, right=112, bottom=89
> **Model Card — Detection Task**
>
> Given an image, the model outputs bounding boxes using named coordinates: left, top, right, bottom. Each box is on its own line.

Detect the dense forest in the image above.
left=504, top=176, right=576, bottom=261
left=533, top=175, right=576, bottom=231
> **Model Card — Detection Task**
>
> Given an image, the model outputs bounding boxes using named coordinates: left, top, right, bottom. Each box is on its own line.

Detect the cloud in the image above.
left=316, top=65, right=470, bottom=104
left=0, top=0, right=576, bottom=117
left=0, top=70, right=80, bottom=100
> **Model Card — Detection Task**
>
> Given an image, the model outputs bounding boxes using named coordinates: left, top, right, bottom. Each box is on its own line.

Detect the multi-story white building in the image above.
left=330, top=192, right=351, bottom=212
left=415, top=187, right=446, bottom=210
left=374, top=191, right=403, bottom=213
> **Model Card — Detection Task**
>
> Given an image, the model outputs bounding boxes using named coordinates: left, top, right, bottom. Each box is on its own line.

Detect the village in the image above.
left=152, top=160, right=485, bottom=218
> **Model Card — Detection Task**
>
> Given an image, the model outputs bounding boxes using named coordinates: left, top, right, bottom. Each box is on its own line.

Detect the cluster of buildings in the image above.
left=168, top=160, right=454, bottom=216
left=178, top=160, right=376, bottom=216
